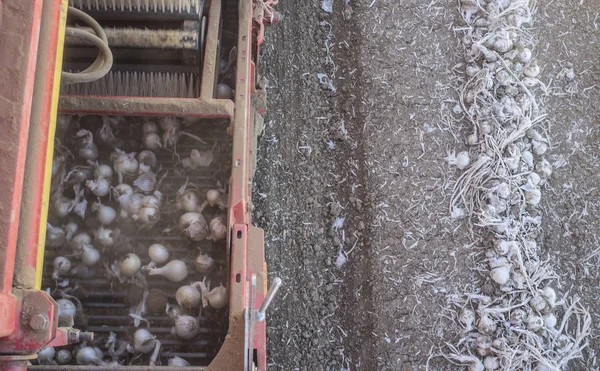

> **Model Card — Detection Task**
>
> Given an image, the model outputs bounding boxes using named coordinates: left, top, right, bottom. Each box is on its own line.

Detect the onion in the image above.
left=82, top=245, right=101, bottom=266
left=95, top=226, right=117, bottom=247
left=172, top=315, right=199, bottom=340
left=194, top=253, right=215, bottom=273
left=138, top=150, right=157, bottom=171
left=119, top=253, right=141, bottom=277
left=46, top=223, right=66, bottom=248
left=133, top=328, right=156, bottom=354
left=147, top=259, right=188, bottom=282
left=92, top=202, right=116, bottom=225
left=148, top=243, right=169, bottom=265
left=206, top=189, right=228, bottom=209
left=209, top=216, right=227, bottom=241
left=523, top=61, right=540, bottom=78
left=133, top=172, right=157, bottom=193
left=204, top=284, right=228, bottom=309
left=143, top=133, right=162, bottom=150
left=510, top=309, right=526, bottom=326
left=52, top=256, right=72, bottom=279
left=53, top=197, right=73, bottom=219
left=71, top=232, right=91, bottom=250
left=176, top=284, right=202, bottom=309
left=94, top=164, right=113, bottom=179
left=541, top=287, right=557, bottom=308
left=56, top=349, right=72, bottom=365
left=179, top=212, right=209, bottom=241
left=75, top=130, right=99, bottom=161
left=76, top=346, right=105, bottom=365
left=168, top=357, right=190, bottom=367
left=86, top=178, right=111, bottom=197
left=478, top=313, right=496, bottom=335
left=137, top=207, right=160, bottom=225
left=57, top=299, right=77, bottom=317
left=216, top=83, right=234, bottom=99
left=64, top=221, right=79, bottom=240
left=38, top=346, right=56, bottom=364
left=544, top=313, right=557, bottom=328
left=476, top=335, right=491, bottom=356
left=112, top=149, right=139, bottom=183
left=178, top=189, right=200, bottom=212
left=191, top=149, right=214, bottom=167
left=527, top=315, right=544, bottom=332
left=483, top=356, right=499, bottom=370
left=142, top=121, right=159, bottom=135
left=114, top=183, right=133, bottom=198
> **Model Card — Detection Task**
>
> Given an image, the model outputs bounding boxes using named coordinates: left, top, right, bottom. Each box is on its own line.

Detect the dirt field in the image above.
left=254, top=0, right=600, bottom=370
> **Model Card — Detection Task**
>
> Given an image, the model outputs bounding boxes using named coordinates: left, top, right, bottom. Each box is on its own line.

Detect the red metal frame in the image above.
left=0, top=0, right=44, bottom=338
left=0, top=0, right=274, bottom=369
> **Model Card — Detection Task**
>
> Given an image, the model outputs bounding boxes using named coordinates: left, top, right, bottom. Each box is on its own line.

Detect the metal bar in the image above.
left=255, top=277, right=282, bottom=322
left=59, top=95, right=234, bottom=118
left=0, top=0, right=44, bottom=337
left=199, top=0, right=221, bottom=100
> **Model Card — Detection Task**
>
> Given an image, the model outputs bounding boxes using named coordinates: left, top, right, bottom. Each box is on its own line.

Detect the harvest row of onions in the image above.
left=39, top=115, right=230, bottom=366
left=444, top=1, right=590, bottom=370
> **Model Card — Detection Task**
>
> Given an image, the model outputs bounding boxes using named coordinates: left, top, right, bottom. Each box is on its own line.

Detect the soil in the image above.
left=254, top=0, right=600, bottom=370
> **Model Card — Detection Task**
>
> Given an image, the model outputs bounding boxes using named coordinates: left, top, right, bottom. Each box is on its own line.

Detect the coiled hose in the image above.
left=61, top=7, right=113, bottom=85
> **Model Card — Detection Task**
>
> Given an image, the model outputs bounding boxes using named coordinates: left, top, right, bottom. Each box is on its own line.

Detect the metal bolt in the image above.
left=29, top=313, right=49, bottom=332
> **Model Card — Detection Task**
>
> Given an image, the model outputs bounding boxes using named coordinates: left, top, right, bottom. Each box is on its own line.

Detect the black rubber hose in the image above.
left=61, top=7, right=113, bottom=85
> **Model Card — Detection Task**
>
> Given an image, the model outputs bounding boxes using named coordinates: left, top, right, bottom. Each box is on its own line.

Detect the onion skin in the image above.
left=194, top=253, right=215, bottom=273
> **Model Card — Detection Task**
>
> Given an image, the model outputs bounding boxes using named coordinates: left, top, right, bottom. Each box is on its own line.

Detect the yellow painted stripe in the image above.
left=35, top=0, right=68, bottom=289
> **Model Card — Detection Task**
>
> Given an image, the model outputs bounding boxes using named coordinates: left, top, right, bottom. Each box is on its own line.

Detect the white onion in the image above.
left=483, top=356, right=499, bottom=370
left=195, top=253, right=215, bottom=273
left=64, top=221, right=79, bottom=240
left=541, top=287, right=557, bottom=308
left=516, top=47, right=532, bottom=64
left=38, top=346, right=56, bottom=364
left=148, top=243, right=169, bottom=265
left=476, top=335, right=491, bottom=356
left=46, top=223, right=66, bottom=248
left=95, top=226, right=116, bottom=247
left=93, top=203, right=116, bottom=225
left=142, top=121, right=159, bottom=135
left=510, top=309, right=526, bottom=325
left=112, top=149, right=139, bottom=182
left=458, top=308, right=475, bottom=330
left=530, top=294, right=547, bottom=312
left=52, top=256, right=72, bottom=279
left=82, top=245, right=101, bottom=266
left=176, top=284, right=202, bottom=309
left=143, top=133, right=162, bottom=150
left=133, top=172, right=157, bottom=193
left=86, top=178, right=111, bottom=197
left=523, top=61, right=540, bottom=78
left=53, top=198, right=72, bottom=219
left=76, top=346, right=105, bottom=365
left=172, top=315, right=199, bottom=340
left=209, top=216, right=227, bottom=241
left=114, top=183, right=134, bottom=197
left=205, top=284, right=228, bottom=309
left=190, top=149, right=214, bottom=167
left=133, top=328, right=156, bottom=354
left=544, top=314, right=557, bottom=328
left=490, top=265, right=511, bottom=285
left=137, top=207, right=160, bottom=225
left=119, top=253, right=141, bottom=277
left=75, top=130, right=99, bottom=161
left=179, top=212, right=209, bottom=241
left=94, top=164, right=113, bottom=179
left=147, top=260, right=188, bottom=282
left=56, top=349, right=72, bottom=365
left=178, top=189, right=200, bottom=212
left=524, top=187, right=542, bottom=206
left=206, top=189, right=227, bottom=209
left=478, top=313, right=496, bottom=335
left=138, top=150, right=157, bottom=170
left=168, top=357, right=190, bottom=367
left=527, top=315, right=544, bottom=332
left=142, top=193, right=162, bottom=209
left=71, top=232, right=91, bottom=251
left=57, top=299, right=77, bottom=317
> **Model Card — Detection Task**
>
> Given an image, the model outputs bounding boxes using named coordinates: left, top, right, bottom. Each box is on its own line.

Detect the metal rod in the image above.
left=255, top=277, right=282, bottom=322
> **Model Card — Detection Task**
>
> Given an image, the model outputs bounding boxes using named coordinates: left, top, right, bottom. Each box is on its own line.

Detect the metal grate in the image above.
left=42, top=115, right=231, bottom=366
